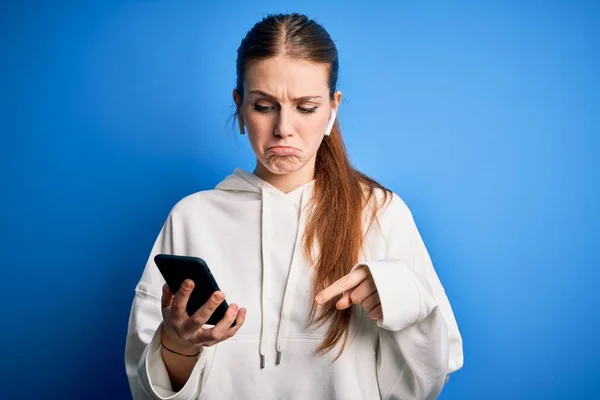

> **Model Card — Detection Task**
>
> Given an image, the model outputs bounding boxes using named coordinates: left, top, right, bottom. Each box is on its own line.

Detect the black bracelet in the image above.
left=160, top=338, right=200, bottom=357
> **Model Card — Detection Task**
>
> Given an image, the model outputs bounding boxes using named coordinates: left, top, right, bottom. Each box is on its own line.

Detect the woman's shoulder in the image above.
left=359, top=186, right=418, bottom=242
left=363, top=185, right=413, bottom=222
left=167, top=188, right=223, bottom=217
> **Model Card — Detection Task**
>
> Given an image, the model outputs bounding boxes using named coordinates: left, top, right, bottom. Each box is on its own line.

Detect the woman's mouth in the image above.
left=266, top=146, right=301, bottom=156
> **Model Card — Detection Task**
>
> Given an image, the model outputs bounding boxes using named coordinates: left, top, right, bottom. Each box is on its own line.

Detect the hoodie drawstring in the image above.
left=258, top=184, right=310, bottom=368
left=275, top=188, right=308, bottom=365
left=259, top=185, right=271, bottom=369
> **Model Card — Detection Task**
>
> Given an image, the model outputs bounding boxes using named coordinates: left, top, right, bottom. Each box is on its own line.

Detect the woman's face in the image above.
left=234, top=56, right=341, bottom=178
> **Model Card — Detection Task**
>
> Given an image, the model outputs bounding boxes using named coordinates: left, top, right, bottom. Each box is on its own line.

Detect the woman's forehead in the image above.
left=244, top=56, right=330, bottom=95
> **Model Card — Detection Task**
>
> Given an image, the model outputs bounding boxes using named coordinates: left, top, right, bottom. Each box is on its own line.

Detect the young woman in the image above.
left=125, top=12, right=463, bottom=400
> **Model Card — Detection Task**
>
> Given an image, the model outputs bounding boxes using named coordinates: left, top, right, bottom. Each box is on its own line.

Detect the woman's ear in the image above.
left=233, top=88, right=243, bottom=108
left=233, top=89, right=245, bottom=135
left=332, top=90, right=343, bottom=113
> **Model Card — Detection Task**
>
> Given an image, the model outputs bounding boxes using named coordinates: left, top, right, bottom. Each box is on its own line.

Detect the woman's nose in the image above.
left=274, top=110, right=294, bottom=137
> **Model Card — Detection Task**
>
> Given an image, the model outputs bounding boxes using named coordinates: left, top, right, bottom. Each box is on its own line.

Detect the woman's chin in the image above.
left=261, top=156, right=304, bottom=175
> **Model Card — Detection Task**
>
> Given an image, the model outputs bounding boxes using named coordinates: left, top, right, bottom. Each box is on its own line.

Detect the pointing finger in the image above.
left=315, top=266, right=369, bottom=305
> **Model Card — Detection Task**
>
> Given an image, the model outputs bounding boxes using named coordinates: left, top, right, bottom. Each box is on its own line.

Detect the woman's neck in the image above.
left=253, top=160, right=315, bottom=194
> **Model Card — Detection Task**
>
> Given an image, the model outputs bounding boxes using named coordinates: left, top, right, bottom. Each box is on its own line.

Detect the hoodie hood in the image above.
left=216, top=168, right=314, bottom=198
left=216, top=168, right=314, bottom=368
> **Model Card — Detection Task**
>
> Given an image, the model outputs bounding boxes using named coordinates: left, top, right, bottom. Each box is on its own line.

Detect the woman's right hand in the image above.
left=160, top=279, right=246, bottom=355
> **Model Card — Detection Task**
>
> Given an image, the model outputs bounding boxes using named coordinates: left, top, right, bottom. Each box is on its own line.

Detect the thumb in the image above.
left=336, top=291, right=352, bottom=310
left=161, top=283, right=174, bottom=309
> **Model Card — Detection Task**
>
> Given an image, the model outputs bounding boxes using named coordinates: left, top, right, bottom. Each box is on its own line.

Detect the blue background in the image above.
left=1, top=1, right=598, bottom=399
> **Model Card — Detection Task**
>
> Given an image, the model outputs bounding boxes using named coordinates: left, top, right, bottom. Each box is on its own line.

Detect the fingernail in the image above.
left=315, top=295, right=323, bottom=304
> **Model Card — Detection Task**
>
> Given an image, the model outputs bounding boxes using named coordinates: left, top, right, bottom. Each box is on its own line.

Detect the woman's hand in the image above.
left=160, top=279, right=247, bottom=354
left=314, top=265, right=382, bottom=320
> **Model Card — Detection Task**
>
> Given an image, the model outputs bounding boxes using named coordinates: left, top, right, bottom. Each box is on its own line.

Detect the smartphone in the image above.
left=154, top=254, right=235, bottom=327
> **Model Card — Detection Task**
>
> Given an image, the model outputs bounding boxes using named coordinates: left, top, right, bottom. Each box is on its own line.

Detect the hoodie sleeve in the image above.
left=353, top=194, right=463, bottom=400
left=124, top=211, right=205, bottom=400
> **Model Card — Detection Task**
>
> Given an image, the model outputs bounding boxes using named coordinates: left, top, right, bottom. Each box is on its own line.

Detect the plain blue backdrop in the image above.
left=1, top=1, right=598, bottom=399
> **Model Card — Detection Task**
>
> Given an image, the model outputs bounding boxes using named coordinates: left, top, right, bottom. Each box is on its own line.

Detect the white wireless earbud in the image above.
left=324, top=108, right=336, bottom=137
left=237, top=114, right=246, bottom=135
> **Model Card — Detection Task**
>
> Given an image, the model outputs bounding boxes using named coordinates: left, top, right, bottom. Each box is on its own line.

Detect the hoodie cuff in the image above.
left=137, top=322, right=204, bottom=399
left=352, top=259, right=437, bottom=332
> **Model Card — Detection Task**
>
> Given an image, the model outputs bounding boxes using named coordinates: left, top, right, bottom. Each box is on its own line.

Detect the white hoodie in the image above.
left=125, top=168, right=463, bottom=400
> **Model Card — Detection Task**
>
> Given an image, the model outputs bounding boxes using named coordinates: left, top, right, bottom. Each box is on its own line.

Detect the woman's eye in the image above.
left=254, top=104, right=272, bottom=114
left=298, top=106, right=318, bottom=114
left=253, top=104, right=317, bottom=114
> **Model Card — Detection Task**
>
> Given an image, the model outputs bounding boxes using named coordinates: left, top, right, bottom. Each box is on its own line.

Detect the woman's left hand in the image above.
left=315, top=265, right=382, bottom=320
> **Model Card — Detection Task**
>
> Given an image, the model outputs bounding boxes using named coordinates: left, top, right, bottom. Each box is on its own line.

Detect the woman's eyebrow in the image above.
left=249, top=89, right=323, bottom=102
